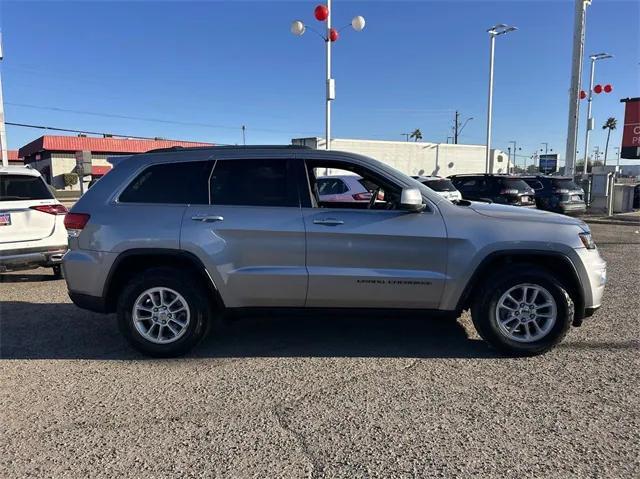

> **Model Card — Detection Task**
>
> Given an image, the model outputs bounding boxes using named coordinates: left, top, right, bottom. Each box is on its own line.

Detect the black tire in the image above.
left=52, top=265, right=63, bottom=279
left=471, top=267, right=574, bottom=356
left=117, top=267, right=211, bottom=357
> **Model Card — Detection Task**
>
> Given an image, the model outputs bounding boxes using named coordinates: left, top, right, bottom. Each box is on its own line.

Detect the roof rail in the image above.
left=146, top=144, right=311, bottom=154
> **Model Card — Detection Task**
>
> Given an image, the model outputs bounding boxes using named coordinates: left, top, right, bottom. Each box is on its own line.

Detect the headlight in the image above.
left=579, top=232, right=596, bottom=249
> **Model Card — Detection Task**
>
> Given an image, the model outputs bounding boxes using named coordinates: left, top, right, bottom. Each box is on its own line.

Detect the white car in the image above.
left=0, top=166, right=68, bottom=277
left=316, top=175, right=375, bottom=204
left=412, top=176, right=462, bottom=202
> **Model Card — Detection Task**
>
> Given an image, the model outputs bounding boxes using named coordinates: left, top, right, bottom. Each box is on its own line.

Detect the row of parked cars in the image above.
left=319, top=173, right=587, bottom=215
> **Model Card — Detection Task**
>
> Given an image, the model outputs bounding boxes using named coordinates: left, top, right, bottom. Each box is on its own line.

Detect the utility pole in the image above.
left=507, top=147, right=511, bottom=174
left=0, top=32, right=8, bottom=167
left=454, top=110, right=459, bottom=144
left=541, top=142, right=549, bottom=155
left=565, top=0, right=591, bottom=177
left=401, top=133, right=410, bottom=142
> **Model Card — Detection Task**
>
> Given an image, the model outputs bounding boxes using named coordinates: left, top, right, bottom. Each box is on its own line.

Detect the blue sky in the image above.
left=0, top=0, right=638, bottom=166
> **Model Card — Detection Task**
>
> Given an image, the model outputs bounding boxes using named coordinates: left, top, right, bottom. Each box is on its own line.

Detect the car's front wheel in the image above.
left=471, top=267, right=573, bottom=356
left=117, top=268, right=210, bottom=357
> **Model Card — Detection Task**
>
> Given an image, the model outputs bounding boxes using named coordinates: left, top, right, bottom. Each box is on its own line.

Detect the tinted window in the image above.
left=498, top=178, right=531, bottom=191
left=317, top=178, right=348, bottom=195
left=0, top=174, right=53, bottom=201
left=524, top=179, right=544, bottom=190
left=423, top=179, right=457, bottom=192
left=119, top=161, right=211, bottom=204
left=210, top=159, right=297, bottom=207
left=454, top=178, right=478, bottom=188
left=551, top=179, right=580, bottom=190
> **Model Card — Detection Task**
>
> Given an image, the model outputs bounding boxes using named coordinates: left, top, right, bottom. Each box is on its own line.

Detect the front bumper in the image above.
left=0, top=246, right=67, bottom=272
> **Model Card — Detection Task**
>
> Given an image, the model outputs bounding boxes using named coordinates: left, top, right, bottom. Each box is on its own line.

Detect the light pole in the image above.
left=485, top=24, right=517, bottom=173
left=582, top=52, right=613, bottom=177
left=0, top=32, right=8, bottom=167
left=291, top=4, right=365, bottom=150
left=565, top=0, right=591, bottom=177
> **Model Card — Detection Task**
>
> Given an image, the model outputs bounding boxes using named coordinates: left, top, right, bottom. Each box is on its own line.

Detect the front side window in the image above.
left=209, top=158, right=298, bottom=207
left=119, top=161, right=211, bottom=204
left=306, top=162, right=403, bottom=210
left=0, top=174, right=53, bottom=201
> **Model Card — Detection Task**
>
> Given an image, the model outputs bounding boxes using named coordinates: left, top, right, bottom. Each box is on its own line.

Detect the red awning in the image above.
left=91, top=165, right=112, bottom=176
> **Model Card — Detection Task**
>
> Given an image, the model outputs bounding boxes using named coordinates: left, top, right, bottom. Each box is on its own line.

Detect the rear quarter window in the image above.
left=119, top=161, right=211, bottom=204
left=0, top=174, right=53, bottom=201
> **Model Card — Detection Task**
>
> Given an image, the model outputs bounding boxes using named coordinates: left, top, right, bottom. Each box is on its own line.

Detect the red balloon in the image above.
left=604, top=84, right=613, bottom=93
left=314, top=4, right=329, bottom=21
left=580, top=90, right=587, bottom=100
left=593, top=84, right=603, bottom=94
left=329, top=28, right=339, bottom=42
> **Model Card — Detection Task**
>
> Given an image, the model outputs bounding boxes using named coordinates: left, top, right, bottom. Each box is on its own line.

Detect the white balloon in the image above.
left=351, top=15, right=366, bottom=32
left=291, top=20, right=306, bottom=36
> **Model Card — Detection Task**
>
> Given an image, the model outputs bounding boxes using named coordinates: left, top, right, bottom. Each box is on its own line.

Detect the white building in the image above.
left=292, top=137, right=509, bottom=176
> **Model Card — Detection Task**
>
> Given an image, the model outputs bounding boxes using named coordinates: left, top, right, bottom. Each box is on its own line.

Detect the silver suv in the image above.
left=63, top=146, right=607, bottom=357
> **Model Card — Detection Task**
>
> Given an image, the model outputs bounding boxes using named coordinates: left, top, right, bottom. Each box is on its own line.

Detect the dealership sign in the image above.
left=539, top=154, right=558, bottom=174
left=621, top=98, right=640, bottom=160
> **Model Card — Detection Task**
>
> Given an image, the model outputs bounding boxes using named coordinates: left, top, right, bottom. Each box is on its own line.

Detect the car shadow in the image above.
left=0, top=301, right=499, bottom=360
left=0, top=272, right=58, bottom=283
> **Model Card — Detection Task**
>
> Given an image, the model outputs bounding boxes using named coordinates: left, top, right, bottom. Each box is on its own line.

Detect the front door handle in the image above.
left=313, top=218, right=344, bottom=226
left=191, top=215, right=224, bottom=223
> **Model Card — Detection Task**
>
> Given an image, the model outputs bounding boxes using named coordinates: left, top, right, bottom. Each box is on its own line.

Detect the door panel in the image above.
left=181, top=205, right=307, bottom=307
left=302, top=207, right=448, bottom=309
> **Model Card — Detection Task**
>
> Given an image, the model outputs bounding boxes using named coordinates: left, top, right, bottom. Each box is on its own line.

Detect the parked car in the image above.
left=63, top=146, right=607, bottom=358
left=316, top=174, right=373, bottom=204
left=634, top=184, right=640, bottom=209
left=0, top=166, right=68, bottom=277
left=521, top=176, right=586, bottom=215
left=449, top=174, right=536, bottom=207
left=411, top=176, right=462, bottom=202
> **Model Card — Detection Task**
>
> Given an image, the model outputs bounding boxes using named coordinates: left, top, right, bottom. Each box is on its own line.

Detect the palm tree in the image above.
left=409, top=128, right=423, bottom=142
left=602, top=117, right=617, bottom=166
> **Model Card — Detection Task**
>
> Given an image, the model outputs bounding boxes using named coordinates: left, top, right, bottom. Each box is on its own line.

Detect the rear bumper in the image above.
left=0, top=246, right=67, bottom=272
left=68, top=291, right=108, bottom=313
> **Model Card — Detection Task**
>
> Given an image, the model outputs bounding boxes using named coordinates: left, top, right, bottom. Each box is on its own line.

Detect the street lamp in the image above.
left=291, top=3, right=366, bottom=150
left=582, top=52, right=613, bottom=177
left=485, top=24, right=517, bottom=173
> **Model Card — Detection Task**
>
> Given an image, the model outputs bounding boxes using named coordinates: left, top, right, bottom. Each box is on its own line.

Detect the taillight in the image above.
left=352, top=192, right=373, bottom=201
left=30, top=204, right=68, bottom=215
left=64, top=213, right=91, bottom=237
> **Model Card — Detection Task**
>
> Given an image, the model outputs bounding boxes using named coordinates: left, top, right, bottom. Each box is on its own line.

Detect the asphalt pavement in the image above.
left=1, top=222, right=638, bottom=478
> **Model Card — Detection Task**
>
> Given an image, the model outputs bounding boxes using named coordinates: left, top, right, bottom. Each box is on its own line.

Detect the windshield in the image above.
left=499, top=178, right=531, bottom=192
left=551, top=178, right=580, bottom=190
left=0, top=174, right=54, bottom=201
left=422, top=179, right=457, bottom=192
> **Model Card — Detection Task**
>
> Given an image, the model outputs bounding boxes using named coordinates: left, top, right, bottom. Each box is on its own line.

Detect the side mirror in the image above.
left=400, top=187, right=426, bottom=212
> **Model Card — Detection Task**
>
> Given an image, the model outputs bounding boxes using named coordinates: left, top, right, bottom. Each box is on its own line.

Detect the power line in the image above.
left=5, top=102, right=321, bottom=136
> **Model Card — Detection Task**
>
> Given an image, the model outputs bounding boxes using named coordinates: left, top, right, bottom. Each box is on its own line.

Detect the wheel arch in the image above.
left=103, top=249, right=225, bottom=314
left=457, top=250, right=585, bottom=322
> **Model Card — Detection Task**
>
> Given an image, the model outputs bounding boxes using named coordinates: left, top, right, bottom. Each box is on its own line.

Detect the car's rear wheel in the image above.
left=471, top=267, right=573, bottom=356
left=117, top=268, right=210, bottom=357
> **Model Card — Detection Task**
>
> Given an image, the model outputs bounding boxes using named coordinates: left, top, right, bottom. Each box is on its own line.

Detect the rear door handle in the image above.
left=191, top=215, right=224, bottom=223
left=313, top=218, right=344, bottom=226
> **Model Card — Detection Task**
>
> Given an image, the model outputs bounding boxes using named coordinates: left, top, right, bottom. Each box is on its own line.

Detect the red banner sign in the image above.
left=621, top=97, right=640, bottom=159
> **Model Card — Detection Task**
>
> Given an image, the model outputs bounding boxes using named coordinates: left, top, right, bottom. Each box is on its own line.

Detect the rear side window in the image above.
left=0, top=174, right=53, bottom=201
left=210, top=159, right=298, bottom=207
left=317, top=178, right=348, bottom=195
left=119, top=161, right=211, bottom=204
